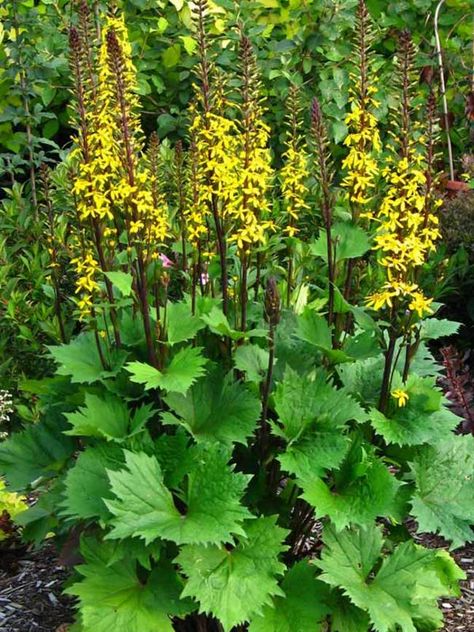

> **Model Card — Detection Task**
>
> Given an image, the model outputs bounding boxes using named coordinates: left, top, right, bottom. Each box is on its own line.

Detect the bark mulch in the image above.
left=0, top=536, right=473, bottom=631
left=0, top=542, right=73, bottom=632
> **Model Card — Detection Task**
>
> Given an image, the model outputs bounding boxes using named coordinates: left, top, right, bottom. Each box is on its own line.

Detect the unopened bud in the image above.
left=264, top=277, right=281, bottom=327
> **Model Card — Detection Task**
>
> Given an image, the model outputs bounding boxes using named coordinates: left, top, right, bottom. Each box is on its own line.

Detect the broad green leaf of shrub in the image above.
left=294, top=310, right=352, bottom=363
left=166, top=300, right=205, bottom=345
left=48, top=332, right=128, bottom=384
left=162, top=371, right=261, bottom=446
left=370, top=376, right=458, bottom=446
left=338, top=356, right=385, bottom=407
left=154, top=431, right=193, bottom=489
left=65, top=393, right=130, bottom=441
left=176, top=517, right=288, bottom=632
left=273, top=367, right=367, bottom=444
left=234, top=344, right=270, bottom=383
left=311, top=223, right=371, bottom=262
left=126, top=347, right=207, bottom=394
left=301, top=457, right=398, bottom=530
left=60, top=445, right=125, bottom=521
left=106, top=446, right=252, bottom=545
left=315, top=524, right=462, bottom=632
left=410, top=435, right=474, bottom=548
left=104, top=271, right=134, bottom=296
left=66, top=544, right=190, bottom=632
left=201, top=306, right=267, bottom=340
left=248, top=561, right=330, bottom=632
left=0, top=414, right=74, bottom=490
left=328, top=591, right=370, bottom=632
left=420, top=318, right=461, bottom=341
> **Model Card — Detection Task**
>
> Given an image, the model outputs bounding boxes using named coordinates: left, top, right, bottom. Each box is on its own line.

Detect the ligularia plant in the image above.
left=0, top=2, right=472, bottom=632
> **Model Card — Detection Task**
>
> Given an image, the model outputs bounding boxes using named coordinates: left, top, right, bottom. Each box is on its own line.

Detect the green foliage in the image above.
left=162, top=371, right=261, bottom=446
left=0, top=2, right=471, bottom=630
left=316, top=524, right=464, bottom=632
left=370, top=376, right=459, bottom=446
left=248, top=562, right=331, bottom=632
left=176, top=517, right=288, bottom=632
left=126, top=347, right=207, bottom=394
left=106, top=446, right=252, bottom=545
left=66, top=539, right=191, bottom=632
left=410, top=435, right=474, bottom=548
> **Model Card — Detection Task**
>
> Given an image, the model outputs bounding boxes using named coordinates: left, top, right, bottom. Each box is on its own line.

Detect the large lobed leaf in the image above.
left=105, top=445, right=252, bottom=545
left=248, top=561, right=330, bottom=632
left=126, top=346, right=207, bottom=394
left=66, top=539, right=191, bottom=632
left=315, top=524, right=464, bottom=632
left=410, top=435, right=474, bottom=548
left=176, top=516, right=288, bottom=632
left=162, top=370, right=261, bottom=446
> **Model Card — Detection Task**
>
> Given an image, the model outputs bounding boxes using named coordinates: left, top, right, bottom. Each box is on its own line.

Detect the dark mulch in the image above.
left=0, top=535, right=473, bottom=631
left=0, top=542, right=73, bottom=632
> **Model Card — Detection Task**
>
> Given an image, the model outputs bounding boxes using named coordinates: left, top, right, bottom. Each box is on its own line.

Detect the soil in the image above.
left=0, top=536, right=473, bottom=631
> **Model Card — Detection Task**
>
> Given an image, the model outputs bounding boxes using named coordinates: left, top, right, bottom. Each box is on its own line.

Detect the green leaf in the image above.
left=126, top=347, right=207, bottom=394
left=0, top=415, right=74, bottom=490
left=65, top=393, right=130, bottom=441
left=294, top=310, right=350, bottom=363
left=154, top=431, right=193, bottom=489
left=328, top=592, right=370, bottom=632
left=234, top=344, right=270, bottom=383
left=180, top=35, right=197, bottom=54
left=300, top=443, right=399, bottom=530
left=106, top=446, right=252, bottom=545
left=316, top=524, right=462, bottom=632
left=166, top=300, right=205, bottom=345
left=104, top=271, right=134, bottom=297
left=420, top=318, right=461, bottom=340
left=294, top=310, right=331, bottom=350
left=370, top=376, right=458, bottom=446
left=201, top=306, right=266, bottom=341
left=169, top=0, right=184, bottom=10
left=311, top=223, right=371, bottom=262
left=248, top=561, right=330, bottom=631
left=60, top=445, right=125, bottom=521
left=162, top=371, right=261, bottom=446
left=273, top=367, right=367, bottom=444
left=410, top=435, right=474, bottom=548
left=279, top=429, right=349, bottom=481
left=49, top=333, right=128, bottom=384
left=176, top=517, right=289, bottom=632
left=105, top=451, right=178, bottom=545
left=162, top=43, right=181, bottom=68
left=66, top=541, right=190, bottom=632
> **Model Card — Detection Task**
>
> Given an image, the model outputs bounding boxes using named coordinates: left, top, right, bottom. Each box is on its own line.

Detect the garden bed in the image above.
left=1, top=536, right=473, bottom=632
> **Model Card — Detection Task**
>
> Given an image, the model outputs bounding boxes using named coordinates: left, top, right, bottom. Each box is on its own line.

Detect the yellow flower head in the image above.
left=391, top=388, right=409, bottom=407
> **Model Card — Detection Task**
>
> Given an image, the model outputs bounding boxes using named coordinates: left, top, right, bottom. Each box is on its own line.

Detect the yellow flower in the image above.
left=391, top=389, right=409, bottom=407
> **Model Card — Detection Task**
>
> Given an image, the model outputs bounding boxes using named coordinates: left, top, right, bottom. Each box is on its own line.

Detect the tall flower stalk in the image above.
left=342, top=0, right=381, bottom=304
left=367, top=31, right=441, bottom=412
left=311, top=98, right=336, bottom=328
left=235, top=31, right=273, bottom=331
left=281, top=85, right=309, bottom=306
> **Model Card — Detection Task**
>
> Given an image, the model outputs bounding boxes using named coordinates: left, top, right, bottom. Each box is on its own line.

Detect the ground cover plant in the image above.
left=0, top=1, right=474, bottom=631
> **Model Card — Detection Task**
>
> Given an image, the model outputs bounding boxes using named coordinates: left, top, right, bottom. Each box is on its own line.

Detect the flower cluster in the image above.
left=342, top=87, right=381, bottom=206
left=71, top=251, right=100, bottom=319
left=366, top=30, right=440, bottom=320
left=280, top=87, right=309, bottom=237
left=342, top=1, right=381, bottom=210
left=366, top=147, right=441, bottom=318
left=71, top=13, right=168, bottom=256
